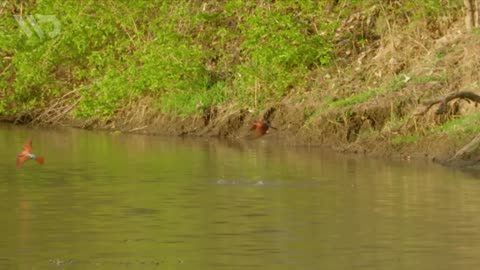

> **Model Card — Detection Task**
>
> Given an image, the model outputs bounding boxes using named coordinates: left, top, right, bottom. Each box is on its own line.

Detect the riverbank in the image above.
left=3, top=1, right=480, bottom=166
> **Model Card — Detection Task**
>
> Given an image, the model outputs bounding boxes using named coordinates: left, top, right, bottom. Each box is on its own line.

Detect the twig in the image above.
left=0, top=62, right=12, bottom=76
left=128, top=125, right=148, bottom=132
left=406, top=35, right=428, bottom=53
left=49, top=97, right=82, bottom=124
left=327, top=119, right=344, bottom=127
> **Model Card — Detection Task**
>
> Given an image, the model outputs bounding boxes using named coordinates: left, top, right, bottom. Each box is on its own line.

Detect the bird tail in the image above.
left=36, top=156, right=45, bottom=165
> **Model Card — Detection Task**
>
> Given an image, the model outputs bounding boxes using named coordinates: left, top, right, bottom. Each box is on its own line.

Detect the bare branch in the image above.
left=414, top=91, right=480, bottom=116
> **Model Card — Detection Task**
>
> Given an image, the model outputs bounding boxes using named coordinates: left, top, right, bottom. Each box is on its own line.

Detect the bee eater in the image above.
left=250, top=120, right=276, bottom=138
left=16, top=138, right=44, bottom=168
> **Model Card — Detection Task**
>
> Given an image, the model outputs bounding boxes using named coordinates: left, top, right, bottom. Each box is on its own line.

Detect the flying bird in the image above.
left=16, top=138, right=44, bottom=168
left=250, top=120, right=276, bottom=138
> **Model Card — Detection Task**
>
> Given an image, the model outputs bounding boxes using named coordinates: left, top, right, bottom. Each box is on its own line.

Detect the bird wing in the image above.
left=251, top=121, right=261, bottom=130
left=16, top=153, right=29, bottom=168
left=23, top=138, right=33, bottom=152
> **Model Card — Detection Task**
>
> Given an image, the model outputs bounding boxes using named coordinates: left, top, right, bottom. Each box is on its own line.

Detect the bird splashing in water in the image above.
left=250, top=120, right=276, bottom=138
left=16, top=138, right=44, bottom=168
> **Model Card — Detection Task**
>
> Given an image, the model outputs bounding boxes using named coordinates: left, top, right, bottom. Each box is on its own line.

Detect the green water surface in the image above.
left=1, top=124, right=480, bottom=270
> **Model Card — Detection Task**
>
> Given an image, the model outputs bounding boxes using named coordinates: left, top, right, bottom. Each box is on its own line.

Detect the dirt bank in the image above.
left=2, top=89, right=473, bottom=166
left=74, top=24, right=480, bottom=169
left=4, top=5, right=480, bottom=169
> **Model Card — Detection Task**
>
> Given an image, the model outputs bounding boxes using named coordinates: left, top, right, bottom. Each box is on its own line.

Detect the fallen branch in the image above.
left=415, top=91, right=480, bottom=116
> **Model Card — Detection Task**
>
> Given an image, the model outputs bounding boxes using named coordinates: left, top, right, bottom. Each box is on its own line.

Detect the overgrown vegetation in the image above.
left=0, top=0, right=463, bottom=120
left=0, top=1, right=336, bottom=117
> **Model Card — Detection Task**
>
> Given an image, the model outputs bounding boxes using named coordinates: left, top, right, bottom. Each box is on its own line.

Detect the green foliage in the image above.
left=385, top=75, right=408, bottom=92
left=232, top=1, right=335, bottom=106
left=391, top=135, right=419, bottom=146
left=157, top=82, right=228, bottom=115
left=437, top=112, right=480, bottom=136
left=323, top=74, right=408, bottom=111
left=406, top=0, right=461, bottom=19
left=0, top=0, right=338, bottom=118
left=374, top=0, right=462, bottom=31
left=330, top=88, right=381, bottom=109
left=0, top=0, right=463, bottom=119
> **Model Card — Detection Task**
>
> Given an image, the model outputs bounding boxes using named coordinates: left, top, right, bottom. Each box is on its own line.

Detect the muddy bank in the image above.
left=2, top=94, right=473, bottom=167
left=4, top=8, right=480, bottom=169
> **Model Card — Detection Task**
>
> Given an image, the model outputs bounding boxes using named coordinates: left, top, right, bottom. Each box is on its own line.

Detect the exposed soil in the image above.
left=1, top=87, right=475, bottom=168
left=6, top=89, right=471, bottom=164
left=5, top=19, right=480, bottom=169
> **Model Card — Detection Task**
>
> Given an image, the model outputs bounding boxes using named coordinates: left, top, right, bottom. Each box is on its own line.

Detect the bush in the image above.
left=0, top=0, right=462, bottom=118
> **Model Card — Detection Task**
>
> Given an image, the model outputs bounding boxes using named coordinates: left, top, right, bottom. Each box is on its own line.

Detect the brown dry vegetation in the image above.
left=54, top=19, right=480, bottom=164
left=6, top=1, right=480, bottom=167
left=143, top=23, right=467, bottom=139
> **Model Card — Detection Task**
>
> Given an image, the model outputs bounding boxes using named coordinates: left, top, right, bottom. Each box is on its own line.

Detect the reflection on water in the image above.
left=1, top=124, right=480, bottom=269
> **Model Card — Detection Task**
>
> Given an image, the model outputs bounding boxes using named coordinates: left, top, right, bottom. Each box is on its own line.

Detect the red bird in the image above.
left=16, top=138, right=44, bottom=168
left=250, top=120, right=276, bottom=138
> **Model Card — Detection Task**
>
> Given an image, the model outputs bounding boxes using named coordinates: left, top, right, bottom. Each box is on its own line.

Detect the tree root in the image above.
left=450, top=133, right=480, bottom=161
left=434, top=133, right=480, bottom=168
left=417, top=91, right=480, bottom=167
left=415, top=91, right=480, bottom=116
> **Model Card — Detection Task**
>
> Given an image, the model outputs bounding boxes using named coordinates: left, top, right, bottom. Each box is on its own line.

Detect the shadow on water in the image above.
left=1, top=124, right=480, bottom=269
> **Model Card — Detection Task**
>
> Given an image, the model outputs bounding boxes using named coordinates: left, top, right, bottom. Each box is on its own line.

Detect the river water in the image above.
left=1, top=124, right=480, bottom=269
